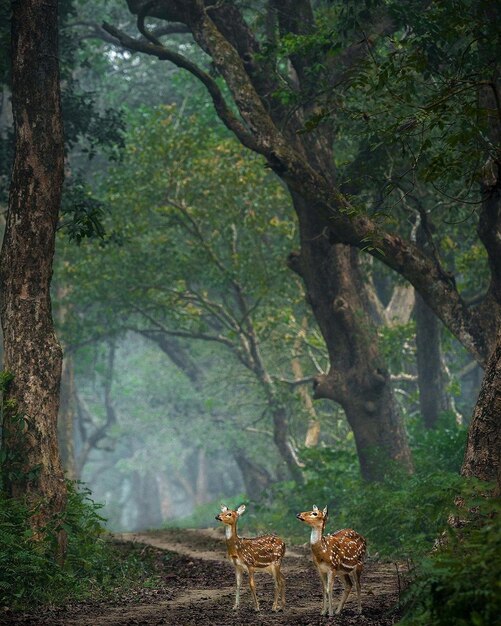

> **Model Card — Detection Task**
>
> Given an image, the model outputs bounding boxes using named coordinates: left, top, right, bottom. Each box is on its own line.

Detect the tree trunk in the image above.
left=0, top=0, right=66, bottom=547
left=269, top=399, right=305, bottom=484
left=156, top=472, right=172, bottom=521
left=131, top=469, right=163, bottom=530
left=415, top=293, right=451, bottom=428
left=194, top=446, right=207, bottom=506
left=461, top=329, right=501, bottom=492
left=460, top=51, right=501, bottom=491
left=289, top=196, right=413, bottom=481
left=233, top=450, right=272, bottom=501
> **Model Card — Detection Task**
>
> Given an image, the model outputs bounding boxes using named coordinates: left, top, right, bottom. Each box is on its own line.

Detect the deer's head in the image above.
left=296, top=504, right=328, bottom=529
left=215, top=503, right=246, bottom=525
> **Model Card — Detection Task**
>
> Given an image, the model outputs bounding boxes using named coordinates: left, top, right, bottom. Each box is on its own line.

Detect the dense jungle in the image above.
left=0, top=1, right=500, bottom=624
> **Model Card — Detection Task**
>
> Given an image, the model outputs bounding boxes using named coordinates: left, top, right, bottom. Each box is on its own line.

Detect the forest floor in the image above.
left=3, top=529, right=405, bottom=625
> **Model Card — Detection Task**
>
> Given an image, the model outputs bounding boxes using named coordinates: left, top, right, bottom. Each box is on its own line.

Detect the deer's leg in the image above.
left=335, top=573, right=353, bottom=615
left=327, top=570, right=335, bottom=617
left=279, top=567, right=286, bottom=610
left=355, top=566, right=363, bottom=614
left=233, top=566, right=243, bottom=610
left=271, top=564, right=285, bottom=611
left=317, top=569, right=328, bottom=615
left=271, top=565, right=279, bottom=611
left=248, top=567, right=259, bottom=611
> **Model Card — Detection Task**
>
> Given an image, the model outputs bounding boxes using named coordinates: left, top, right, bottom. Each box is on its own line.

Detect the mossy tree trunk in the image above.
left=0, top=0, right=67, bottom=550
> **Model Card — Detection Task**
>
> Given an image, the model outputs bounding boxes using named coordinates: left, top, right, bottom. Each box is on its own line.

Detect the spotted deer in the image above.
left=215, top=504, right=286, bottom=612
left=296, top=504, right=366, bottom=616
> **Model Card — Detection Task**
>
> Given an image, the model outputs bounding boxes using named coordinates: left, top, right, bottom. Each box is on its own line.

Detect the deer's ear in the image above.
left=312, top=504, right=319, bottom=512
left=220, top=504, right=228, bottom=512
left=323, top=505, right=328, bottom=516
left=236, top=504, right=246, bottom=516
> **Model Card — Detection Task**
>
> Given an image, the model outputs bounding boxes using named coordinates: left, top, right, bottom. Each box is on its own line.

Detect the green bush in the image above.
left=400, top=493, right=501, bottom=626
left=0, top=481, right=152, bottom=609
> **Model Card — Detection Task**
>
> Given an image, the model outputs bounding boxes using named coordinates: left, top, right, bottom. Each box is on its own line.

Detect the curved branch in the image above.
left=101, top=22, right=260, bottom=153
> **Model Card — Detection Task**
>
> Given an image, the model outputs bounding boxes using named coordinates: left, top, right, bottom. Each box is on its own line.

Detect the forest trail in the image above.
left=4, top=529, right=403, bottom=625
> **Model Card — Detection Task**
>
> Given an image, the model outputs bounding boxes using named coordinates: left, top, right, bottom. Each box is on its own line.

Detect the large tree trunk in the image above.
left=462, top=53, right=501, bottom=492
left=415, top=294, right=451, bottom=428
left=0, top=0, right=66, bottom=547
left=289, top=197, right=413, bottom=481
left=461, top=329, right=501, bottom=493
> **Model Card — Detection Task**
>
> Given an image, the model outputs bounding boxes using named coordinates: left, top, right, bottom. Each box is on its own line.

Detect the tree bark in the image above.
left=289, top=196, right=413, bottom=480
left=461, top=329, right=501, bottom=492
left=461, top=44, right=501, bottom=490
left=415, top=294, right=451, bottom=429
left=0, top=0, right=66, bottom=547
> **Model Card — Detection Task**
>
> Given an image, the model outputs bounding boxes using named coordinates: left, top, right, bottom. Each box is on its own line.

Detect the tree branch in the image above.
left=102, top=21, right=261, bottom=153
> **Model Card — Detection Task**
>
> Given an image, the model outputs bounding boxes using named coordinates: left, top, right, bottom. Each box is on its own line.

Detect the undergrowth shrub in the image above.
left=0, top=481, right=152, bottom=609
left=400, top=493, right=500, bottom=626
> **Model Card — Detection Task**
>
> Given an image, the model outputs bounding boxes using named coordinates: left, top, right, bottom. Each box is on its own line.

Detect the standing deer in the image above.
left=215, top=504, right=286, bottom=612
left=296, top=504, right=366, bottom=616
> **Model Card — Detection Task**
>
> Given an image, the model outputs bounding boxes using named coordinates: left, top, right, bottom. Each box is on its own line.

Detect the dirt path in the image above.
left=3, top=529, right=404, bottom=625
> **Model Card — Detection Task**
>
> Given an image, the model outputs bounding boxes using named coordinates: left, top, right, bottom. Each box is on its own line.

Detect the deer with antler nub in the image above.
left=216, top=504, right=286, bottom=612
left=297, top=504, right=366, bottom=616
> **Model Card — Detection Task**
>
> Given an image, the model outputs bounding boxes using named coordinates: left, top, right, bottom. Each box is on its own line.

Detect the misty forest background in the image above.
left=0, top=1, right=500, bottom=624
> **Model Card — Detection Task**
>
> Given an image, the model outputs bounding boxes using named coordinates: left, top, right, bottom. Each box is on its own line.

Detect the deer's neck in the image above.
left=310, top=526, right=323, bottom=545
left=225, top=524, right=236, bottom=541
left=225, top=523, right=240, bottom=556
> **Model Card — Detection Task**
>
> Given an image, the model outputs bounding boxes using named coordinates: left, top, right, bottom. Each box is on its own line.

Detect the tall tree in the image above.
left=105, top=1, right=413, bottom=480
left=0, top=0, right=67, bottom=549
left=104, top=0, right=498, bottom=481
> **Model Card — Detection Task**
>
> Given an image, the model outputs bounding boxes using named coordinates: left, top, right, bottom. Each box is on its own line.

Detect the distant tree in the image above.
left=0, top=0, right=67, bottom=553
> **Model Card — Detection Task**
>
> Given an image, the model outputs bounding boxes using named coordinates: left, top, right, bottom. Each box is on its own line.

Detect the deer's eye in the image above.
left=312, top=512, right=318, bottom=516
left=226, top=513, right=231, bottom=517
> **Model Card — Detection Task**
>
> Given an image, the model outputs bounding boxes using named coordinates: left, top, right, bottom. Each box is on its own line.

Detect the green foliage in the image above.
left=0, top=482, right=153, bottom=609
left=379, top=321, right=416, bottom=374
left=60, top=177, right=106, bottom=243
left=400, top=493, right=501, bottom=626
